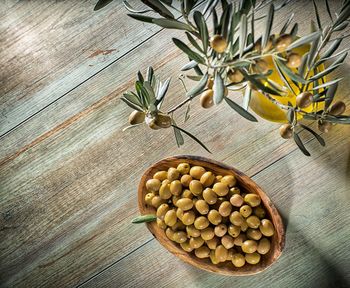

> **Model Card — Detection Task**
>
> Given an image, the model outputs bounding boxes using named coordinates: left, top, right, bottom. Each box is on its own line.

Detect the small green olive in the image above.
left=257, top=238, right=271, bottom=255
left=279, top=124, right=293, bottom=139
left=209, top=35, right=228, bottom=53
left=232, top=253, right=246, bottom=267
left=200, top=90, right=214, bottom=109
left=180, top=174, right=192, bottom=187
left=228, top=224, right=241, bottom=238
left=240, top=219, right=248, bottom=232
left=173, top=231, right=187, bottom=243
left=208, top=210, right=222, bottom=225
left=159, top=182, right=172, bottom=200
left=195, top=246, right=210, bottom=258
left=194, top=216, right=210, bottom=230
left=214, top=224, right=227, bottom=237
left=167, top=167, right=180, bottom=181
left=296, top=91, right=313, bottom=109
left=182, top=211, right=196, bottom=225
left=176, top=198, right=193, bottom=211
left=210, top=250, right=220, bottom=264
left=226, top=248, right=236, bottom=261
left=157, top=218, right=167, bottom=229
left=221, top=235, right=235, bottom=249
left=146, top=178, right=161, bottom=192
left=229, top=211, right=244, bottom=226
left=218, top=201, right=232, bottom=217
left=189, top=180, right=203, bottom=196
left=203, top=188, right=218, bottom=204
left=128, top=110, right=145, bottom=125
left=213, top=182, right=229, bottom=196
left=172, top=220, right=186, bottom=231
left=241, top=240, right=258, bottom=253
left=190, top=166, right=206, bottom=179
left=164, top=210, right=177, bottom=226
left=254, top=206, right=266, bottom=218
left=200, top=227, right=215, bottom=241
left=329, top=101, right=346, bottom=116
left=259, top=219, right=275, bottom=237
left=186, top=225, right=201, bottom=237
left=246, top=228, right=262, bottom=241
left=230, top=194, right=244, bottom=207
left=180, top=241, right=193, bottom=252
left=200, top=171, right=216, bottom=187
left=177, top=163, right=190, bottom=174
left=151, top=195, right=166, bottom=208
left=165, top=227, right=174, bottom=240
left=172, top=195, right=181, bottom=206
left=245, top=252, right=261, bottom=265
left=176, top=208, right=184, bottom=220
left=156, top=203, right=170, bottom=220
left=244, top=194, right=261, bottom=207
left=153, top=171, right=168, bottom=181
left=246, top=215, right=261, bottom=229
left=221, top=175, right=236, bottom=187
left=181, top=189, right=193, bottom=199
left=206, top=237, right=220, bottom=250
left=233, top=234, right=247, bottom=246
left=240, top=205, right=252, bottom=218
left=228, top=187, right=241, bottom=197
left=286, top=52, right=302, bottom=68
left=144, top=192, right=155, bottom=206
left=189, top=236, right=204, bottom=249
left=215, top=245, right=228, bottom=262
left=170, top=180, right=183, bottom=196
left=276, top=34, right=293, bottom=52
left=195, top=199, right=209, bottom=215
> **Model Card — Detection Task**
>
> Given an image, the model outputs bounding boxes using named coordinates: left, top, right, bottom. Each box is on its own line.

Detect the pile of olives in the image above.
left=144, top=162, right=275, bottom=268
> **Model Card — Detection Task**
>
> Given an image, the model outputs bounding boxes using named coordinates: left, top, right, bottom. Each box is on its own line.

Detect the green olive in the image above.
left=195, top=199, right=209, bottom=215
left=228, top=224, right=241, bottom=238
left=218, top=201, right=232, bottom=217
left=144, top=192, right=155, bottom=206
left=172, top=220, right=186, bottom=231
left=176, top=208, right=184, bottom=220
left=128, top=110, right=145, bottom=125
left=210, top=250, right=220, bottom=264
left=233, top=234, right=247, bottom=246
left=276, top=34, right=293, bottom=52
left=245, top=252, right=261, bottom=265
left=257, top=238, right=271, bottom=255
left=329, top=101, right=346, bottom=116
left=177, top=163, right=190, bottom=174
left=146, top=178, right=161, bottom=192
left=182, top=211, right=196, bottom=225
left=244, top=194, right=261, bottom=207
left=296, top=91, right=313, bottom=109
left=164, top=210, right=177, bottom=226
left=228, top=187, right=241, bottom=198
left=165, top=227, right=174, bottom=240
left=189, top=166, right=206, bottom=179
left=186, top=225, right=201, bottom=237
left=215, top=245, right=228, bottom=262
left=221, top=175, right=236, bottom=187
left=246, top=228, right=262, bottom=241
left=157, top=218, right=167, bottom=229
left=206, top=237, right=220, bottom=250
left=180, top=241, right=193, bottom=252
left=213, top=182, right=229, bottom=196
left=208, top=210, right=222, bottom=225
left=200, top=90, right=214, bottom=109
left=203, top=188, right=218, bottom=204
left=173, top=231, right=187, bottom=243
left=254, top=206, right=266, bottom=218
left=232, top=253, right=246, bottom=267
left=153, top=171, right=168, bottom=181
left=246, top=215, right=260, bottom=229
left=167, top=167, right=180, bottom=181
left=240, top=219, right=248, bottom=232
left=241, top=240, right=258, bottom=253
left=195, top=246, right=210, bottom=258
left=279, top=124, right=293, bottom=139
left=286, top=52, right=302, bottom=68
left=151, top=195, right=166, bottom=208
left=226, top=248, right=236, bottom=261
left=170, top=180, right=183, bottom=196
left=189, top=236, right=204, bottom=249
left=214, top=224, right=227, bottom=237
left=254, top=59, right=269, bottom=74
left=259, top=219, right=275, bottom=237
left=181, top=189, right=193, bottom=199
left=176, top=198, right=193, bottom=211
left=159, top=182, right=172, bottom=200
left=172, top=195, right=181, bottom=206
left=156, top=203, right=170, bottom=220
left=194, top=216, right=210, bottom=230
left=189, top=180, right=203, bottom=196
left=240, top=205, right=252, bottom=218
left=209, top=35, right=228, bottom=53
left=229, top=211, right=244, bottom=226
left=221, top=235, right=235, bottom=249
left=230, top=194, right=244, bottom=207
left=200, top=171, right=216, bottom=187
left=200, top=227, right=215, bottom=241
left=180, top=174, right=192, bottom=187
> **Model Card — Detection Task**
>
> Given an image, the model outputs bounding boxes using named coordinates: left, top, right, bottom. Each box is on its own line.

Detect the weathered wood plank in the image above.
left=82, top=122, right=350, bottom=288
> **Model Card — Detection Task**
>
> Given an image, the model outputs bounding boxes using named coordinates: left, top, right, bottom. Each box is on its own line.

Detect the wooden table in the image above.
left=1, top=1, right=349, bottom=287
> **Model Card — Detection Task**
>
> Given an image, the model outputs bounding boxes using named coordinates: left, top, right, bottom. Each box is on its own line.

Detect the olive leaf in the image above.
left=186, top=73, right=209, bottom=98
left=312, top=0, right=322, bottom=29
left=213, top=71, right=224, bottom=104
left=202, top=0, right=217, bottom=15
left=298, top=52, right=309, bottom=77
left=155, top=77, right=171, bottom=105
left=290, top=23, right=298, bottom=36
left=184, top=102, right=191, bottom=122
left=141, top=0, right=175, bottom=19
left=123, top=1, right=153, bottom=13
left=220, top=3, right=232, bottom=39
left=324, top=82, right=338, bottom=109
left=172, top=38, right=205, bottom=64
left=300, top=124, right=325, bottom=146
left=121, top=97, right=144, bottom=112
left=94, top=0, right=113, bottom=11
left=153, top=19, right=193, bottom=31
left=293, top=133, right=311, bottom=156
left=324, top=0, right=333, bottom=21
left=309, top=63, right=342, bottom=81
left=334, top=3, right=350, bottom=27
left=324, top=115, right=350, bottom=124
left=239, top=14, right=247, bottom=57
left=143, top=81, right=156, bottom=103
left=224, top=97, right=258, bottom=122
left=317, top=38, right=342, bottom=65
left=262, top=4, right=274, bottom=49
left=146, top=66, right=154, bottom=83
left=137, top=71, right=144, bottom=83
left=242, top=85, right=251, bottom=110
left=127, top=14, right=155, bottom=23
left=280, top=13, right=294, bottom=35
left=274, top=58, right=308, bottom=84
left=193, top=11, right=209, bottom=53
left=172, top=120, right=185, bottom=147
left=131, top=214, right=157, bottom=223
left=185, top=32, right=204, bottom=53
left=181, top=60, right=199, bottom=71
left=270, top=59, right=296, bottom=95
left=307, top=33, right=321, bottom=68
left=241, top=69, right=282, bottom=96
left=287, top=31, right=320, bottom=50
left=312, top=78, right=342, bottom=91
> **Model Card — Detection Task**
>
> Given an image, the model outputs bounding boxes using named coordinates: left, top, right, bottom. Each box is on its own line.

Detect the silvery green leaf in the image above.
left=220, top=3, right=232, bottom=39
left=298, top=52, right=309, bottom=77
left=173, top=38, right=205, bottom=64
left=123, top=92, right=142, bottom=106
left=153, top=19, right=193, bottom=31
left=312, top=78, right=342, bottom=91
left=132, top=214, right=157, bottom=223
left=186, top=73, right=209, bottom=98
left=231, top=37, right=239, bottom=56
left=242, top=85, right=251, bottom=110
left=123, top=1, right=153, bottom=13
left=187, top=75, right=203, bottom=81
left=310, top=19, right=317, bottom=33
left=212, top=7, right=219, bottom=33
left=146, top=67, right=154, bottom=83
left=141, top=0, right=174, bottom=18
left=172, top=121, right=184, bottom=147
left=262, top=4, right=274, bottom=49
left=309, top=63, right=342, bottom=81
left=159, top=0, right=172, bottom=5
left=274, top=58, right=308, bottom=84
left=193, top=11, right=209, bottom=53
left=317, top=49, right=349, bottom=65
left=94, top=0, right=113, bottom=11
left=239, top=13, right=247, bottom=57
left=137, top=71, right=144, bottom=83
left=229, top=5, right=239, bottom=43
left=184, top=102, right=191, bottom=122
left=272, top=58, right=296, bottom=95
left=324, top=115, right=350, bottom=124
left=325, top=0, right=333, bottom=21
left=143, top=81, right=156, bottom=103
left=332, top=51, right=348, bottom=66
left=240, top=0, right=256, bottom=15
left=184, top=0, right=194, bottom=14
left=312, top=0, right=322, bottom=29
left=156, top=77, right=171, bottom=105
left=224, top=97, right=258, bottom=122
left=127, top=14, right=155, bottom=23
left=121, top=97, right=144, bottom=112
left=194, top=65, right=204, bottom=76
left=241, top=70, right=282, bottom=96
left=213, top=71, right=224, bottom=104
left=333, top=21, right=349, bottom=31
left=290, top=23, right=298, bottom=36
left=171, top=124, right=211, bottom=153
left=307, top=34, right=321, bottom=68
left=325, top=82, right=338, bottom=109
left=287, top=31, right=321, bottom=50
left=300, top=124, right=325, bottom=146
left=185, top=32, right=204, bottom=53
left=280, top=13, right=294, bottom=35
left=334, top=3, right=350, bottom=27
left=293, top=133, right=311, bottom=156
left=181, top=60, right=198, bottom=71
left=318, top=38, right=342, bottom=64
left=202, top=0, right=216, bottom=15
left=250, top=5, right=255, bottom=43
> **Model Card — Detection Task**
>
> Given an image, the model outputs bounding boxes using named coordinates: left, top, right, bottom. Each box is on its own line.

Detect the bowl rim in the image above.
left=138, top=155, right=285, bottom=276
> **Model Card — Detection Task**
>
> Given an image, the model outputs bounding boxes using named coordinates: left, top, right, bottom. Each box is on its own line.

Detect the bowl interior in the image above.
left=138, top=155, right=285, bottom=276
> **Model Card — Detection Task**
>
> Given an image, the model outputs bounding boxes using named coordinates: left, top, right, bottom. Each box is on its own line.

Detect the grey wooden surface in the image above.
left=0, top=1, right=349, bottom=287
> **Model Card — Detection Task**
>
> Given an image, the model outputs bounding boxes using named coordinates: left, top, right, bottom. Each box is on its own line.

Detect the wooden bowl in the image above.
left=138, top=155, right=285, bottom=276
